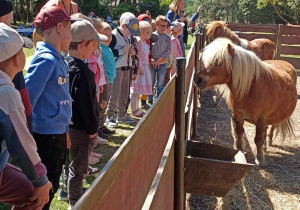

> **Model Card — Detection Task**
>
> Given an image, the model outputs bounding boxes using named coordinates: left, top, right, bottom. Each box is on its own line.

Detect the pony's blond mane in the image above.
left=202, top=38, right=273, bottom=100
left=206, top=21, right=241, bottom=45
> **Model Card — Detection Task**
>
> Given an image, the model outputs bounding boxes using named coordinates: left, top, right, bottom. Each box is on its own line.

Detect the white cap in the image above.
left=0, top=23, right=33, bottom=62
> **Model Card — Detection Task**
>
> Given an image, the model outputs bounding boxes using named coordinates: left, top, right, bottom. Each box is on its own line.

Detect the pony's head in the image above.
left=194, top=38, right=272, bottom=99
left=206, top=21, right=241, bottom=45
left=194, top=38, right=234, bottom=90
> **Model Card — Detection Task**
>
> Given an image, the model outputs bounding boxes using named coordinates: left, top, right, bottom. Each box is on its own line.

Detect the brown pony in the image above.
left=206, top=21, right=276, bottom=60
left=194, top=38, right=297, bottom=166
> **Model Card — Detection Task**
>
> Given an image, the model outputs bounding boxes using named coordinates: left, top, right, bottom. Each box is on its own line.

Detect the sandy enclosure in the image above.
left=186, top=77, right=300, bottom=210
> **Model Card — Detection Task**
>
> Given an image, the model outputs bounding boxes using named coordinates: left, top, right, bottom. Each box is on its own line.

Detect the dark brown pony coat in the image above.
left=206, top=21, right=276, bottom=60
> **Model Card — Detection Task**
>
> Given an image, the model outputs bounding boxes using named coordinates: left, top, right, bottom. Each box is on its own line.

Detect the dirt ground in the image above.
left=186, top=77, right=300, bottom=210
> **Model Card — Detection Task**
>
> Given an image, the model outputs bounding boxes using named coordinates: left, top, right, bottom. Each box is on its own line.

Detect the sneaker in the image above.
left=58, top=189, right=69, bottom=201
left=88, top=156, right=99, bottom=165
left=140, top=103, right=150, bottom=110
left=82, top=187, right=88, bottom=194
left=88, top=166, right=99, bottom=176
left=98, top=130, right=110, bottom=139
left=97, top=136, right=108, bottom=145
left=90, top=152, right=102, bottom=159
left=132, top=109, right=145, bottom=118
left=105, top=116, right=117, bottom=128
left=118, top=113, right=135, bottom=124
left=100, top=126, right=116, bottom=134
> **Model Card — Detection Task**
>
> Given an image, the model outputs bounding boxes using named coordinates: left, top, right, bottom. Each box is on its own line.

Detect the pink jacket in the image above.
left=170, top=36, right=183, bottom=75
left=88, top=53, right=108, bottom=87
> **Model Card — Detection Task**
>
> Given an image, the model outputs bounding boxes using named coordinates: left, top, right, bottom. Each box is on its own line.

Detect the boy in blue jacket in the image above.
left=25, top=6, right=76, bottom=209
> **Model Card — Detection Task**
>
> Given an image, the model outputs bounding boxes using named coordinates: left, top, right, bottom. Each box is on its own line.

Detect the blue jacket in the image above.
left=100, top=44, right=116, bottom=84
left=25, top=42, right=71, bottom=134
left=0, top=70, right=48, bottom=187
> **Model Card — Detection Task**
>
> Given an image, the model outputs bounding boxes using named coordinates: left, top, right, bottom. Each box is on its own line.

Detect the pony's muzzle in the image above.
left=194, top=76, right=207, bottom=89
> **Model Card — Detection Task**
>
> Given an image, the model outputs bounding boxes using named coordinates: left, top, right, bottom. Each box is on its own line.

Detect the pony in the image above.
left=206, top=21, right=276, bottom=60
left=194, top=38, right=297, bottom=166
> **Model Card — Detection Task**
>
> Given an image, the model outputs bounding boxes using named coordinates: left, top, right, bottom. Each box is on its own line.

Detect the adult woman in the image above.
left=166, top=1, right=202, bottom=56
left=166, top=0, right=186, bottom=56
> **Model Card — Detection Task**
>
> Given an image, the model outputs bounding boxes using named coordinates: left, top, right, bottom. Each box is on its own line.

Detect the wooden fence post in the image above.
left=192, top=33, right=201, bottom=138
left=276, top=24, right=283, bottom=60
left=175, top=57, right=186, bottom=210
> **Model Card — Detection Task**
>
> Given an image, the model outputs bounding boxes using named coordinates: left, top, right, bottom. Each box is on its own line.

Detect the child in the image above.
left=107, top=12, right=140, bottom=126
left=25, top=6, right=74, bottom=209
left=131, top=21, right=153, bottom=117
left=0, top=0, right=33, bottom=134
left=87, top=18, right=111, bottom=142
left=149, top=15, right=171, bottom=104
left=67, top=19, right=107, bottom=208
left=170, top=22, right=184, bottom=75
left=0, top=22, right=52, bottom=210
left=99, top=22, right=117, bottom=131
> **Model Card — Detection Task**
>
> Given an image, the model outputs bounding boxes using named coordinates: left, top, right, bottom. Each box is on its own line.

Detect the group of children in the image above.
left=0, top=0, right=185, bottom=209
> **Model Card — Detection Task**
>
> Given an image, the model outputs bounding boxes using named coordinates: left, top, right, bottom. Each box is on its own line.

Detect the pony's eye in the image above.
left=215, top=61, right=223, bottom=67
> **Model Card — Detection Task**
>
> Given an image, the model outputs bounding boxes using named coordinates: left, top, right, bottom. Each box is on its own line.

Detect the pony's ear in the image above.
left=227, top=44, right=234, bottom=58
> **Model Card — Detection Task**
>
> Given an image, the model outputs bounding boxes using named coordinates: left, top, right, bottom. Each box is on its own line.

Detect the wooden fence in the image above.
left=228, top=24, right=300, bottom=69
left=74, top=34, right=202, bottom=210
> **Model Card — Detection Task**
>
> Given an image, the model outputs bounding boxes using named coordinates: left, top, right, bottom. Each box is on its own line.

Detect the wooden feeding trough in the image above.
left=184, top=140, right=254, bottom=197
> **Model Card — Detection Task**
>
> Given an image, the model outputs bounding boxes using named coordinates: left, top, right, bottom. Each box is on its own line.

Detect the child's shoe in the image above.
left=100, top=126, right=116, bottom=134
left=132, top=109, right=145, bottom=118
left=105, top=116, right=118, bottom=128
left=97, top=136, right=108, bottom=145
left=90, top=152, right=102, bottom=159
left=88, top=156, right=99, bottom=165
left=58, top=189, right=69, bottom=201
left=118, top=114, right=135, bottom=124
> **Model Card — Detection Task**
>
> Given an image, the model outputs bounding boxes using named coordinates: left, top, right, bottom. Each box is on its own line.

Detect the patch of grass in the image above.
left=185, top=35, right=196, bottom=55
left=50, top=121, right=137, bottom=209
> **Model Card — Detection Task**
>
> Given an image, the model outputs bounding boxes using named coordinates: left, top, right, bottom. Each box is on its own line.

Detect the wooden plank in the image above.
left=280, top=45, right=300, bottom=56
left=237, top=33, right=277, bottom=42
left=276, top=24, right=283, bottom=59
left=185, top=42, right=195, bottom=105
left=184, top=156, right=254, bottom=197
left=279, top=56, right=300, bottom=69
left=186, top=141, right=237, bottom=161
left=281, top=35, right=300, bottom=45
left=228, top=24, right=278, bottom=33
left=282, top=25, right=300, bottom=36
left=74, top=78, right=176, bottom=210
left=142, top=126, right=175, bottom=210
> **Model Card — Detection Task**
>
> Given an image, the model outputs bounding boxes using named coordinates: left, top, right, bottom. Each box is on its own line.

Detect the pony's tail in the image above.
left=274, top=117, right=295, bottom=141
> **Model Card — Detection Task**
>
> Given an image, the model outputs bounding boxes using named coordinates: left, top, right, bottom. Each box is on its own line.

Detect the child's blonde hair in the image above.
left=102, top=22, right=112, bottom=32
left=91, top=18, right=104, bottom=33
left=139, top=21, right=151, bottom=30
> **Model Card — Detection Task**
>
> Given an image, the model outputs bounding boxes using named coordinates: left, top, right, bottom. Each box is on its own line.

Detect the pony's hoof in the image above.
left=255, top=158, right=268, bottom=168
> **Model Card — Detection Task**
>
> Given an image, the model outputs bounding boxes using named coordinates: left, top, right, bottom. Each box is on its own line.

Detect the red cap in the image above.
left=138, top=14, right=151, bottom=22
left=34, top=6, right=72, bottom=33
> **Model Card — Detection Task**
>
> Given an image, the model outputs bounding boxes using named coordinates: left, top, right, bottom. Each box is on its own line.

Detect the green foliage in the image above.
left=78, top=0, right=110, bottom=18
left=112, top=3, right=135, bottom=19
left=257, top=0, right=300, bottom=24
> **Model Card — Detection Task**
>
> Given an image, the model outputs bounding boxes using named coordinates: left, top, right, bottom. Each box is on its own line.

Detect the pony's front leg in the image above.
left=255, top=119, right=267, bottom=167
left=231, top=116, right=245, bottom=151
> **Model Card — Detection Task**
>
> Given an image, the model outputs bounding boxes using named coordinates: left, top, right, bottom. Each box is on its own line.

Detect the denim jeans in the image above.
left=148, top=63, right=167, bottom=102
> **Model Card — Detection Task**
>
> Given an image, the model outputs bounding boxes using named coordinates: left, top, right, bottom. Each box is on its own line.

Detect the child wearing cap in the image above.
left=32, top=0, right=79, bottom=46
left=0, top=23, right=52, bottom=209
left=25, top=6, right=73, bottom=209
left=67, top=19, right=107, bottom=207
left=170, top=22, right=183, bottom=75
left=107, top=12, right=140, bottom=126
left=149, top=15, right=171, bottom=104
left=0, top=0, right=33, bottom=134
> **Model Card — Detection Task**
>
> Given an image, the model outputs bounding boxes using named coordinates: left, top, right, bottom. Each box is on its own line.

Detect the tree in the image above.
left=257, top=0, right=300, bottom=24
left=78, top=0, right=110, bottom=18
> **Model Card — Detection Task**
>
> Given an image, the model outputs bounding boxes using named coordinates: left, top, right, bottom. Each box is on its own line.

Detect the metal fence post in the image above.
left=175, top=57, right=186, bottom=210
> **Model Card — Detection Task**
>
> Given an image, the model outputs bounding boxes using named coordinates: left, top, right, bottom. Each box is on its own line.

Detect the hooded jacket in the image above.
left=25, top=42, right=72, bottom=135
left=0, top=70, right=48, bottom=187
left=67, top=57, right=99, bottom=135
